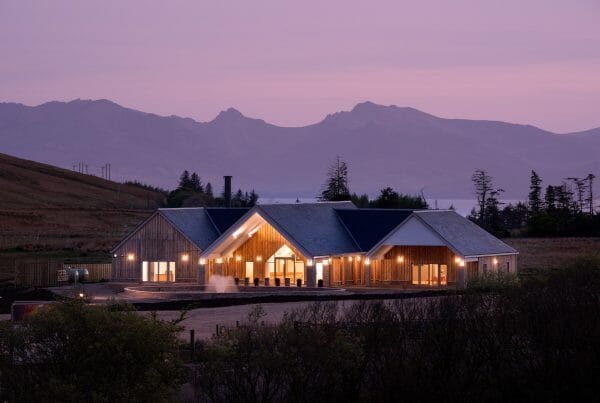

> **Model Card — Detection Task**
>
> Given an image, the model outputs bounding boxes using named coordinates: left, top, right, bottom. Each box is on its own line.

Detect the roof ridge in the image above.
left=334, top=210, right=363, bottom=251
left=203, top=209, right=222, bottom=235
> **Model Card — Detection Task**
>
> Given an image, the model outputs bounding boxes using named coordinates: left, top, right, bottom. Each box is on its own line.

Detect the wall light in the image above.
left=127, top=253, right=135, bottom=261
left=216, top=258, right=223, bottom=264
left=493, top=258, right=499, bottom=265
left=348, top=256, right=353, bottom=262
left=256, top=255, right=262, bottom=262
left=328, top=258, right=332, bottom=264
left=199, top=258, right=206, bottom=265
left=365, top=258, right=371, bottom=265
left=113, top=253, right=117, bottom=258
left=356, top=256, right=361, bottom=262
left=397, top=256, right=404, bottom=263
left=236, top=255, right=242, bottom=262
left=307, top=259, right=314, bottom=266
left=182, top=254, right=189, bottom=262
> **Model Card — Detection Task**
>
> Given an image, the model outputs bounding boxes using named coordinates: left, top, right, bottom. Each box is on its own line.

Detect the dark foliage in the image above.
left=351, top=187, right=428, bottom=209
left=167, top=171, right=258, bottom=208
left=191, top=261, right=600, bottom=402
left=0, top=300, right=185, bottom=402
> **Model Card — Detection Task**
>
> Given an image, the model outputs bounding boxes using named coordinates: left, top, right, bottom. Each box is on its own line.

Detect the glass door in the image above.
left=143, top=261, right=176, bottom=282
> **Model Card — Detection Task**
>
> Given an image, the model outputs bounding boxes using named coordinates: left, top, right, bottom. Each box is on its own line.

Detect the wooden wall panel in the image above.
left=112, top=213, right=200, bottom=282
left=214, top=221, right=308, bottom=280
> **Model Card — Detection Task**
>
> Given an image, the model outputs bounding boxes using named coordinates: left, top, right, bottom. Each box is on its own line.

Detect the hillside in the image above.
left=1, top=99, right=599, bottom=198
left=0, top=153, right=165, bottom=251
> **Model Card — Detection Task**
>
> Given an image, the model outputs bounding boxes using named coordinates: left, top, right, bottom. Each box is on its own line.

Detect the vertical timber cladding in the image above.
left=223, top=221, right=308, bottom=280
left=382, top=245, right=460, bottom=284
left=112, top=213, right=200, bottom=282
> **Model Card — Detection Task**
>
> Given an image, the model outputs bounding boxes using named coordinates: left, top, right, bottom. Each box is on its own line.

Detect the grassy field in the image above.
left=504, top=237, right=600, bottom=270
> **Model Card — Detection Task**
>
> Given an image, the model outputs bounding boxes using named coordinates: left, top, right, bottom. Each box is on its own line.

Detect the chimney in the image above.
left=223, top=176, right=232, bottom=208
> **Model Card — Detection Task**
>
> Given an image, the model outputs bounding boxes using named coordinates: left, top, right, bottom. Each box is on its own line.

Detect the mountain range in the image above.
left=1, top=99, right=599, bottom=199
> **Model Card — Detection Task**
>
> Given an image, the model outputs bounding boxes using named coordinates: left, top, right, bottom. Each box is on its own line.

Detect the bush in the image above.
left=191, top=267, right=600, bottom=402
left=0, top=300, right=185, bottom=402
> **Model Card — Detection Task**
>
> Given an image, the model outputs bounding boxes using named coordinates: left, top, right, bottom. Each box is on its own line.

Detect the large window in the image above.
left=411, top=264, right=447, bottom=286
left=266, top=245, right=305, bottom=284
left=142, top=261, right=176, bottom=282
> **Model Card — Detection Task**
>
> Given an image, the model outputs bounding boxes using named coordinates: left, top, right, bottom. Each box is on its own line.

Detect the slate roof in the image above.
left=257, top=202, right=358, bottom=257
left=336, top=208, right=414, bottom=251
left=414, top=210, right=517, bottom=257
left=158, top=208, right=221, bottom=250
left=205, top=208, right=249, bottom=233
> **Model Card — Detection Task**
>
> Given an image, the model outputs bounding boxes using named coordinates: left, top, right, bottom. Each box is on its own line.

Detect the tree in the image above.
left=205, top=182, right=214, bottom=199
left=586, top=173, right=595, bottom=216
left=0, top=301, right=185, bottom=402
left=179, top=170, right=191, bottom=188
left=319, top=156, right=351, bottom=201
left=528, top=170, right=542, bottom=215
left=471, top=169, right=494, bottom=224
left=190, top=172, right=203, bottom=192
left=370, top=187, right=428, bottom=209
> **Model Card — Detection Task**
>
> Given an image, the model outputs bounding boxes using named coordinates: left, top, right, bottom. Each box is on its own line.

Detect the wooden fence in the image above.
left=14, top=262, right=112, bottom=287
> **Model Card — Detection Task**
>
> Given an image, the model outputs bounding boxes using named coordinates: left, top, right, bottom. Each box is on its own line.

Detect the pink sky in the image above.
left=1, top=0, right=599, bottom=132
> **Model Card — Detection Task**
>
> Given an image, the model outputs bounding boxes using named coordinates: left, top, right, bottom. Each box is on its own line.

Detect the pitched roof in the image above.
left=336, top=208, right=414, bottom=251
left=257, top=202, right=358, bottom=257
left=205, top=208, right=250, bottom=233
left=158, top=208, right=220, bottom=250
left=413, top=210, right=517, bottom=257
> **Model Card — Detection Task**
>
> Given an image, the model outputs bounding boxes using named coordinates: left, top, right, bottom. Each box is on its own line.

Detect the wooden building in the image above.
left=112, top=202, right=518, bottom=287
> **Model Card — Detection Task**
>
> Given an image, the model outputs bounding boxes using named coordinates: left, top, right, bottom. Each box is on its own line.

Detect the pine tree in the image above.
left=319, top=156, right=350, bottom=201
left=205, top=182, right=214, bottom=198
left=190, top=172, right=203, bottom=193
left=471, top=169, right=493, bottom=224
left=528, top=170, right=542, bottom=215
left=179, top=170, right=191, bottom=189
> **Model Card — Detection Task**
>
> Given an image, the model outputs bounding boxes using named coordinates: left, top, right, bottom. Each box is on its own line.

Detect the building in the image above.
left=111, top=201, right=517, bottom=287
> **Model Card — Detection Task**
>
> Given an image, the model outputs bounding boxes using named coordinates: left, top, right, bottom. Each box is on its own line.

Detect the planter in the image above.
left=253, top=278, right=259, bottom=287
left=244, top=277, right=250, bottom=286
left=275, top=278, right=281, bottom=287
left=318, top=279, right=324, bottom=288
left=264, top=278, right=270, bottom=287
left=297, top=278, right=302, bottom=287
left=284, top=278, right=291, bottom=287
left=234, top=278, right=240, bottom=286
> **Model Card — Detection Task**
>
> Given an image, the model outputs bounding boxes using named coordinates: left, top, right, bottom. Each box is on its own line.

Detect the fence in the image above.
left=14, top=262, right=112, bottom=287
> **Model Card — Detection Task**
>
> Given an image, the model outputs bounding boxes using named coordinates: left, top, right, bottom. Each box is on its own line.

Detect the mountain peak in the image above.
left=213, top=107, right=245, bottom=121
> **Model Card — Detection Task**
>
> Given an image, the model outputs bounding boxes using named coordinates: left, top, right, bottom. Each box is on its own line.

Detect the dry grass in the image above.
left=504, top=237, right=600, bottom=270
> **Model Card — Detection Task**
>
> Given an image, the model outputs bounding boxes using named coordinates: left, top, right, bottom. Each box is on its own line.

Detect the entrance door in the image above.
left=143, top=261, right=176, bottom=282
left=273, top=257, right=294, bottom=280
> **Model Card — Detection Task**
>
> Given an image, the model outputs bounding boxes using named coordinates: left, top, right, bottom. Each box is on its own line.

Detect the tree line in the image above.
left=319, top=156, right=428, bottom=209
left=469, top=169, right=599, bottom=237
left=166, top=170, right=258, bottom=208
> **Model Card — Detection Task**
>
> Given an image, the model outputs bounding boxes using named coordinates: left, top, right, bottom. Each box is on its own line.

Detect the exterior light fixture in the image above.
left=127, top=253, right=135, bottom=261
left=307, top=259, right=314, bottom=266
left=365, top=258, right=371, bottom=265
left=113, top=253, right=117, bottom=258
left=78, top=293, right=84, bottom=298
left=493, top=258, right=499, bottom=265
left=236, top=256, right=242, bottom=262
left=328, top=258, right=332, bottom=264
left=348, top=256, right=353, bottom=262
left=216, top=258, right=223, bottom=264
left=397, top=256, right=405, bottom=263
left=256, top=256, right=262, bottom=262
left=182, top=254, right=189, bottom=262
left=356, top=256, right=361, bottom=262
left=199, top=258, right=206, bottom=265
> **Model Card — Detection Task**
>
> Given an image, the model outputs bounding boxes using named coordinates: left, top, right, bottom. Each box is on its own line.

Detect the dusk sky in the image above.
left=2, top=0, right=599, bottom=132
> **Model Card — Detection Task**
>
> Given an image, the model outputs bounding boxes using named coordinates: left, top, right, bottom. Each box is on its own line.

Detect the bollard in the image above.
left=190, top=329, right=195, bottom=358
